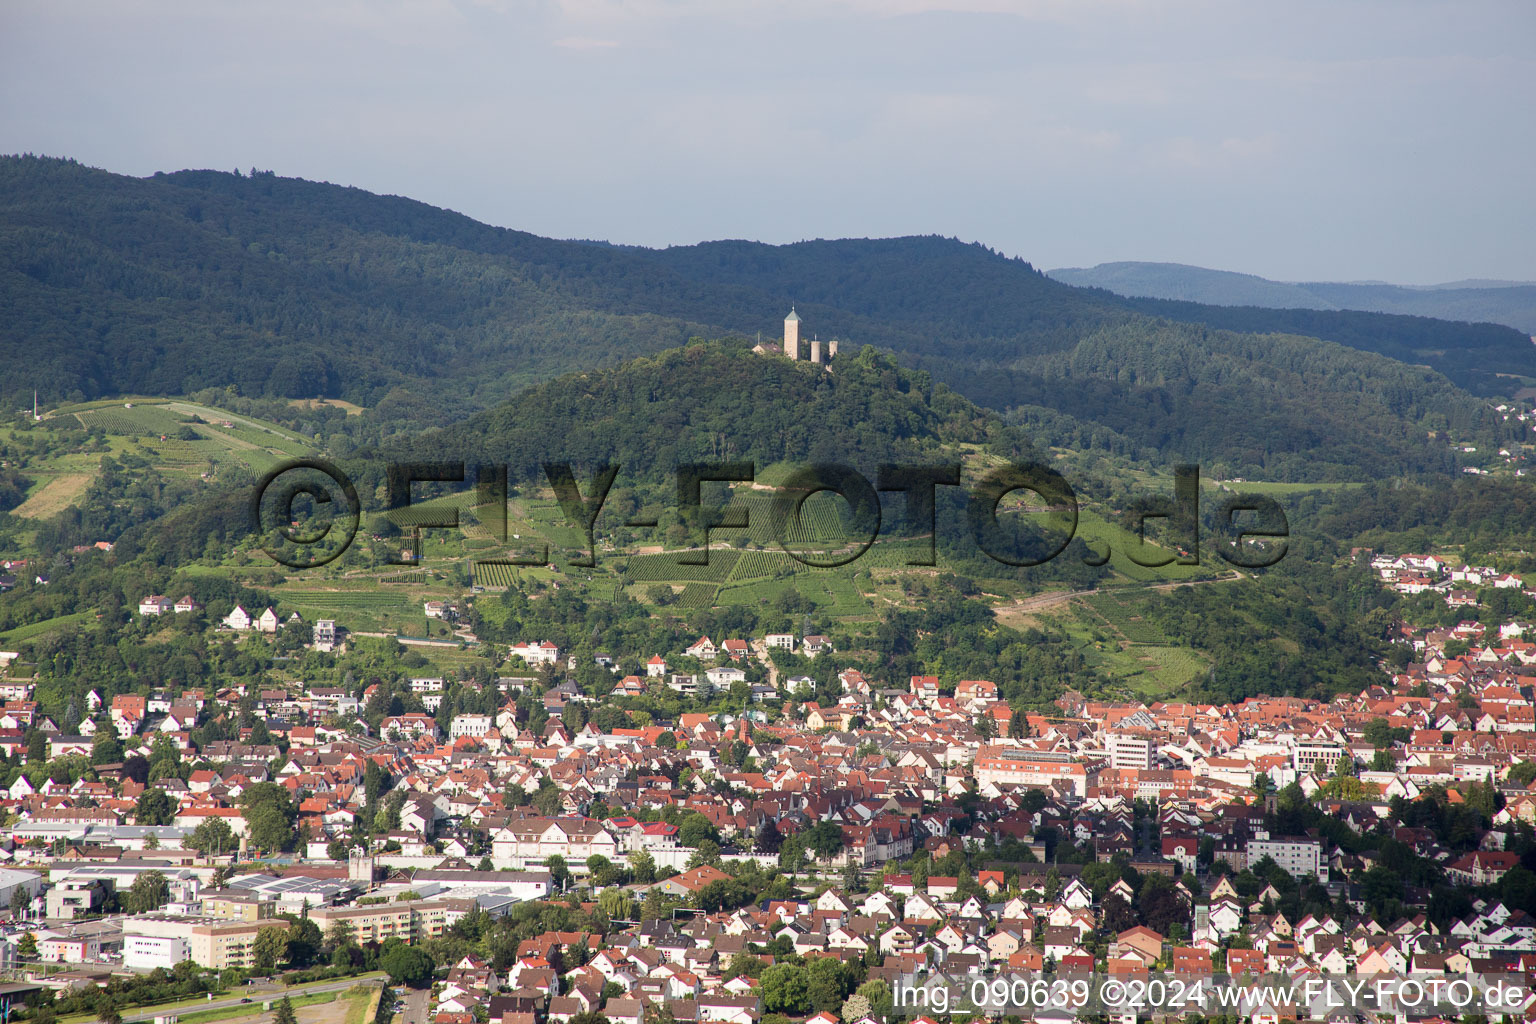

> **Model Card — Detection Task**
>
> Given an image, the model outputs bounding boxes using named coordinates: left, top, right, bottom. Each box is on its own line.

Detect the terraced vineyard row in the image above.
left=387, top=505, right=469, bottom=527
left=624, top=549, right=740, bottom=583
left=729, top=549, right=798, bottom=580
left=472, top=563, right=520, bottom=589
left=776, top=493, right=849, bottom=545
left=1084, top=592, right=1172, bottom=645
left=76, top=405, right=190, bottom=436
left=677, top=583, right=718, bottom=608
left=140, top=439, right=212, bottom=467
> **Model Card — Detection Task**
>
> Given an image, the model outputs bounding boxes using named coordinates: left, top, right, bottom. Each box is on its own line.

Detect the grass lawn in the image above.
left=12, top=472, right=93, bottom=518
left=170, top=990, right=341, bottom=1024
left=51, top=974, right=387, bottom=1024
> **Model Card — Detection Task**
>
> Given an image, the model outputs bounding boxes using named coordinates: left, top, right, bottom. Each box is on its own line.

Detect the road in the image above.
left=396, top=986, right=430, bottom=1024
left=121, top=977, right=385, bottom=1024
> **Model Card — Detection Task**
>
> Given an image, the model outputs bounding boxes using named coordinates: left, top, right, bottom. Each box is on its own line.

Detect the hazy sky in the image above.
left=3, top=0, right=1532, bottom=283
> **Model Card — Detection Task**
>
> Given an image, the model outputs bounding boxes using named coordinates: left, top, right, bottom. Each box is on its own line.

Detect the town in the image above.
left=0, top=540, right=1532, bottom=1024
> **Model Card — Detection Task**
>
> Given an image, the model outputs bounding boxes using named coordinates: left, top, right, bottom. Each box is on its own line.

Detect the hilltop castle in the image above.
left=759, top=307, right=837, bottom=365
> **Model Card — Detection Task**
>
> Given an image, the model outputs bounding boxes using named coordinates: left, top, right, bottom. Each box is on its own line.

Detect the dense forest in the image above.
left=1139, top=552, right=1393, bottom=703
left=391, top=341, right=1033, bottom=483
left=1298, top=477, right=1536, bottom=565
left=2, top=155, right=1526, bottom=479
left=385, top=340, right=1111, bottom=585
left=651, top=236, right=1536, bottom=395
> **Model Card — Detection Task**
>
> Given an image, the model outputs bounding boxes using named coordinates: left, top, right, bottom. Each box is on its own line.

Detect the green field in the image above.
left=7, top=398, right=325, bottom=527
left=0, top=610, right=94, bottom=646
left=1067, top=586, right=1223, bottom=700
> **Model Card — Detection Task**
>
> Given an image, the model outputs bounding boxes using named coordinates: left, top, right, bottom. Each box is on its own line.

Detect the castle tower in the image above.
left=810, top=339, right=822, bottom=364
left=784, top=307, right=801, bottom=360
left=827, top=340, right=838, bottom=359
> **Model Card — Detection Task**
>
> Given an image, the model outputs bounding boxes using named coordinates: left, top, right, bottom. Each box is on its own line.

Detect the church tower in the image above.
left=784, top=307, right=801, bottom=361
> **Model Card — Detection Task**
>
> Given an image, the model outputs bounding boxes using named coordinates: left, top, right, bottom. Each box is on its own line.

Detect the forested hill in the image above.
left=391, top=341, right=1033, bottom=485
left=649, top=239, right=1536, bottom=396
left=0, top=155, right=1515, bottom=478
left=401, top=336, right=1467, bottom=496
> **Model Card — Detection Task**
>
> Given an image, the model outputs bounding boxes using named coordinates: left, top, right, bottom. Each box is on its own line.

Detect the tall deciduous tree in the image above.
left=252, top=926, right=289, bottom=973
left=135, top=789, right=176, bottom=826
left=124, top=871, right=170, bottom=914
left=186, top=817, right=237, bottom=857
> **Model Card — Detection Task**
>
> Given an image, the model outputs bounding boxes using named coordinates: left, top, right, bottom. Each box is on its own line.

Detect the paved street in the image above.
left=395, top=986, right=429, bottom=1024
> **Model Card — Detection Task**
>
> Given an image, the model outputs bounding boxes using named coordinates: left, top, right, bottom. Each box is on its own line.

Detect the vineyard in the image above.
left=135, top=438, right=206, bottom=467
left=75, top=404, right=191, bottom=436
left=677, top=583, right=718, bottom=608
left=1133, top=646, right=1211, bottom=691
left=460, top=517, right=497, bottom=541
left=387, top=504, right=470, bottom=528
left=1074, top=509, right=1209, bottom=584
left=472, top=562, right=521, bottom=589
left=1083, top=592, right=1172, bottom=645
left=624, top=549, right=741, bottom=584
left=520, top=501, right=591, bottom=550
left=728, top=550, right=798, bottom=580
left=854, top=539, right=935, bottom=570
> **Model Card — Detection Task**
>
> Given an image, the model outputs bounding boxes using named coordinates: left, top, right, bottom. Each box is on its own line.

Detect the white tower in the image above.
left=784, top=308, right=801, bottom=360
left=810, top=339, right=822, bottom=364
left=828, top=340, right=838, bottom=360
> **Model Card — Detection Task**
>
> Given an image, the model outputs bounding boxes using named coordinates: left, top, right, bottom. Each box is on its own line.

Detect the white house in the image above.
left=706, top=666, right=746, bottom=688
left=511, top=641, right=560, bottom=665
left=450, top=714, right=494, bottom=740
left=313, top=620, right=337, bottom=651
left=138, top=595, right=173, bottom=616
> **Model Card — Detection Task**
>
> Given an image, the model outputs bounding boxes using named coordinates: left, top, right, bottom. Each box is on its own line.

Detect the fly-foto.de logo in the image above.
left=249, top=460, right=1289, bottom=571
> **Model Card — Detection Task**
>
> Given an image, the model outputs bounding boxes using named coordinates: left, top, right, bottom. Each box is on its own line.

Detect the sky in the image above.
left=2, top=0, right=1533, bottom=284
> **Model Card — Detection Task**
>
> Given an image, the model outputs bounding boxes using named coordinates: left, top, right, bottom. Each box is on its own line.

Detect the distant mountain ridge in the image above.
left=0, top=155, right=1522, bottom=479
left=1049, top=261, right=1536, bottom=335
